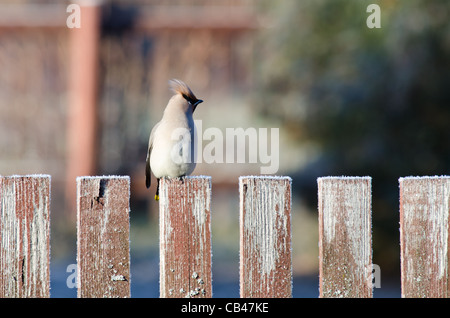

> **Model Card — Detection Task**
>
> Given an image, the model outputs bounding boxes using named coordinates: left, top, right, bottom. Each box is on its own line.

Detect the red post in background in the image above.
left=66, top=2, right=101, bottom=216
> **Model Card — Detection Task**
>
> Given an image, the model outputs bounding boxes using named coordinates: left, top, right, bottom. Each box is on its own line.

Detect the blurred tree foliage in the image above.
left=255, top=0, right=450, bottom=275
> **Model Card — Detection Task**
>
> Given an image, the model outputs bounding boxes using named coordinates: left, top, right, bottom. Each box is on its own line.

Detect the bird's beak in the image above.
left=193, top=99, right=203, bottom=112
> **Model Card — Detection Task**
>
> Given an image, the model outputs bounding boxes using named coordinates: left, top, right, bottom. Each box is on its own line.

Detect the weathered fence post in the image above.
left=0, top=175, right=51, bottom=298
left=239, top=176, right=292, bottom=298
left=399, top=176, right=450, bottom=298
left=77, top=176, right=131, bottom=298
left=159, top=176, right=212, bottom=298
left=318, top=176, right=372, bottom=298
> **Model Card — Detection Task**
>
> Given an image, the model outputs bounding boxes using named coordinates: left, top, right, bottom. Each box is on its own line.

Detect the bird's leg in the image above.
left=155, top=178, right=160, bottom=201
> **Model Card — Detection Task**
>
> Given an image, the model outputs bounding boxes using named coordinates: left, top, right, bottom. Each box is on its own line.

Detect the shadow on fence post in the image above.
left=318, top=176, right=373, bottom=298
left=239, top=176, right=292, bottom=298
left=0, top=175, right=51, bottom=298
left=399, top=176, right=450, bottom=298
left=76, top=176, right=131, bottom=298
left=159, top=176, right=212, bottom=298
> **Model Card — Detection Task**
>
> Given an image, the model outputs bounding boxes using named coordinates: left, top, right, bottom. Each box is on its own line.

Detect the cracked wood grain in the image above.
left=318, top=177, right=373, bottom=298
left=77, top=176, right=130, bottom=298
left=0, top=175, right=51, bottom=298
left=159, top=176, right=212, bottom=298
left=399, top=176, right=450, bottom=298
left=239, top=176, right=292, bottom=298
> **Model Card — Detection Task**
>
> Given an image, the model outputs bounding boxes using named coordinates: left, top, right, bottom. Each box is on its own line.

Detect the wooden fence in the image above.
left=0, top=174, right=449, bottom=298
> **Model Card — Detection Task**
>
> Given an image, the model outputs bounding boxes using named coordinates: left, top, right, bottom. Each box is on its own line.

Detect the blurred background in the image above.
left=1, top=0, right=449, bottom=297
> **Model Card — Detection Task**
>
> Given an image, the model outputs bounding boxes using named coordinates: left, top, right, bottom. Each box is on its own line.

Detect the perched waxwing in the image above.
left=145, top=79, right=203, bottom=200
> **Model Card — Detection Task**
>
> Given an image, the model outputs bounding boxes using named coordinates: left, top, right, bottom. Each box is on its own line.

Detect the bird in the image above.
left=145, top=79, right=203, bottom=201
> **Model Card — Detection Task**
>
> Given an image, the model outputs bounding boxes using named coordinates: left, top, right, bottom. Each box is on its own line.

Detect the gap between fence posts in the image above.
left=399, top=176, right=450, bottom=298
left=76, top=176, right=131, bottom=298
left=239, top=176, right=292, bottom=298
left=318, top=176, right=372, bottom=298
left=159, top=176, right=212, bottom=298
left=0, top=175, right=51, bottom=298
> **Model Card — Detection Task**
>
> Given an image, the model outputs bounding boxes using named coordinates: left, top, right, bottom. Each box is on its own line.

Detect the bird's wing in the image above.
left=145, top=121, right=160, bottom=189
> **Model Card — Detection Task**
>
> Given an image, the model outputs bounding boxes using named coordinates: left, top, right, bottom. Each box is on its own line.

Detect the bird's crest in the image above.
left=169, top=79, right=198, bottom=103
